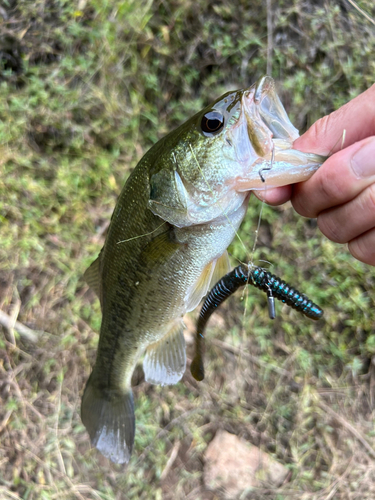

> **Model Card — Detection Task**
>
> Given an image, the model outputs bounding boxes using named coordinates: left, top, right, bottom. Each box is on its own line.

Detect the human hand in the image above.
left=258, top=84, right=375, bottom=266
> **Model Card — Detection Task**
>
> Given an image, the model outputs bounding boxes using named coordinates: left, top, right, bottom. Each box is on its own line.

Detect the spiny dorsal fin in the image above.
left=83, top=251, right=102, bottom=299
left=143, top=320, right=186, bottom=386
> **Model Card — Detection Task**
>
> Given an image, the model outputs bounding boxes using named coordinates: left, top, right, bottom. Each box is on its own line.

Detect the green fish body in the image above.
left=81, top=76, right=325, bottom=463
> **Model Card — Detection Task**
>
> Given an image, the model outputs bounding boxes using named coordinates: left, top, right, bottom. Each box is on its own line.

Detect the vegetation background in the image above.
left=1, top=0, right=375, bottom=498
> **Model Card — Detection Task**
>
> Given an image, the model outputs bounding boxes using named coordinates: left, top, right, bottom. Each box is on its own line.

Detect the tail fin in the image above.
left=81, top=374, right=135, bottom=464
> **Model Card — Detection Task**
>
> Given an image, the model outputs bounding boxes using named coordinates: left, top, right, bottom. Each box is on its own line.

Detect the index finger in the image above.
left=294, top=84, right=375, bottom=155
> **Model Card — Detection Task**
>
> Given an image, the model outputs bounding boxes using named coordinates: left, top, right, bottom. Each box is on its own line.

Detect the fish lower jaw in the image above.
left=234, top=150, right=325, bottom=191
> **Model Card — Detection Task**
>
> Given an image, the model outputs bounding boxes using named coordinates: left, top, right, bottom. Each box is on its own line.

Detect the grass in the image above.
left=1, top=0, right=375, bottom=498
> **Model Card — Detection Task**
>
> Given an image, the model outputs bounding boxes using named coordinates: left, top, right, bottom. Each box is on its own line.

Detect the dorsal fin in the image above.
left=83, top=251, right=102, bottom=299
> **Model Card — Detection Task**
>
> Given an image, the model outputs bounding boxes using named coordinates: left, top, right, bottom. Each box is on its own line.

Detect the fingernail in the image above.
left=351, top=138, right=375, bottom=178
left=254, top=191, right=265, bottom=202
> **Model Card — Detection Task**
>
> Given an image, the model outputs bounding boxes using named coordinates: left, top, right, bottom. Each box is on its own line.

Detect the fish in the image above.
left=190, top=264, right=324, bottom=382
left=81, top=75, right=325, bottom=464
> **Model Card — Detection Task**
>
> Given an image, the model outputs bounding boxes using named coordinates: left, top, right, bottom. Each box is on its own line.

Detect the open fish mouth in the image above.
left=234, top=76, right=326, bottom=191
left=254, top=75, right=300, bottom=143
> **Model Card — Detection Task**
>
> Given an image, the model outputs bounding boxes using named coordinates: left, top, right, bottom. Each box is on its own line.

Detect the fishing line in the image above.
left=240, top=141, right=275, bottom=337
left=258, top=139, right=275, bottom=183
left=249, top=199, right=265, bottom=266
left=239, top=197, right=265, bottom=331
left=325, top=128, right=346, bottom=158
left=248, top=141, right=275, bottom=269
left=116, top=221, right=166, bottom=244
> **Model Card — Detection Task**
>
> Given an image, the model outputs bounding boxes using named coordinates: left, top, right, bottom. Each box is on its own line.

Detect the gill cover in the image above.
left=149, top=168, right=190, bottom=226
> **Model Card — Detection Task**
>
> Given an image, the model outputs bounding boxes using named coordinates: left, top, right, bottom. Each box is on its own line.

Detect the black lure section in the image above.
left=190, top=264, right=323, bottom=381
left=248, top=266, right=323, bottom=319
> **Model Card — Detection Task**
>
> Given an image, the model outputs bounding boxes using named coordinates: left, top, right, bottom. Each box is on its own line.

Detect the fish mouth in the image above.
left=235, top=76, right=325, bottom=191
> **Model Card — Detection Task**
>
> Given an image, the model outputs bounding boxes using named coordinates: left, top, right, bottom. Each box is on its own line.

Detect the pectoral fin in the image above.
left=185, top=251, right=231, bottom=312
left=143, top=321, right=186, bottom=386
left=140, top=228, right=180, bottom=266
left=209, top=251, right=231, bottom=288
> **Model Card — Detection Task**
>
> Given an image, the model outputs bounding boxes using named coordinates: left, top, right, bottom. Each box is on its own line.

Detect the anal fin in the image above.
left=143, top=321, right=186, bottom=386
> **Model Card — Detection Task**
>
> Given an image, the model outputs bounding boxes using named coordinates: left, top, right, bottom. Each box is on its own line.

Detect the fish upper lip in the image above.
left=243, top=76, right=299, bottom=144
left=239, top=76, right=326, bottom=165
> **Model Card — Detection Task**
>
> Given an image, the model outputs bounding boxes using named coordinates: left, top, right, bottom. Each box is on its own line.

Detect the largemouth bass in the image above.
left=81, top=76, right=325, bottom=464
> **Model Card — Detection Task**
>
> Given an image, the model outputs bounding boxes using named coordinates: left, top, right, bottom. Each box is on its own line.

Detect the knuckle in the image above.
left=291, top=183, right=320, bottom=218
left=292, top=164, right=338, bottom=219
left=348, top=232, right=375, bottom=266
left=367, top=183, right=375, bottom=212
left=317, top=212, right=346, bottom=243
left=305, top=115, right=331, bottom=150
left=291, top=193, right=316, bottom=218
left=317, top=160, right=346, bottom=203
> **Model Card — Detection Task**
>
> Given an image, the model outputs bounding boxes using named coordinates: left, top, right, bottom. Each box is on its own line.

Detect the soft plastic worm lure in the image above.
left=190, top=264, right=323, bottom=381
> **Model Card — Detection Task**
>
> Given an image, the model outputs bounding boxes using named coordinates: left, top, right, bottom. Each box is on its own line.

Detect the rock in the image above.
left=203, top=430, right=288, bottom=497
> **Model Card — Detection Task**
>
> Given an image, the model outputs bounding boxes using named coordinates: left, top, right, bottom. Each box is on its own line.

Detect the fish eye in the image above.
left=201, top=111, right=225, bottom=136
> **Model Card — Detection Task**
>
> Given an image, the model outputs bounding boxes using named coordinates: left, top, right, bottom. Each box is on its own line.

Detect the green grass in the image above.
left=1, top=0, right=375, bottom=498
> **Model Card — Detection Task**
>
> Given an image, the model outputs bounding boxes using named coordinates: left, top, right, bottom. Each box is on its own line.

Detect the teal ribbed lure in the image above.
left=190, top=264, right=323, bottom=381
